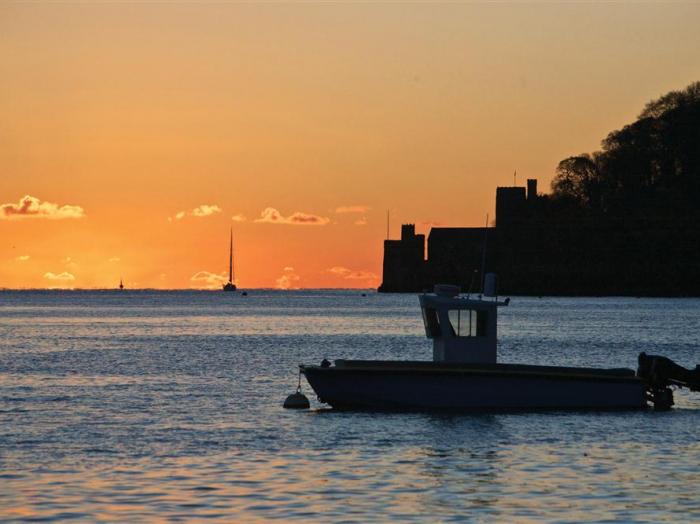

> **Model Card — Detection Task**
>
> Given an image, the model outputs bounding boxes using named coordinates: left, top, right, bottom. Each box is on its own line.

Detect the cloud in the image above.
left=15, top=255, right=30, bottom=262
left=420, top=220, right=445, bottom=228
left=354, top=217, right=368, bottom=226
left=0, top=195, right=85, bottom=220
left=190, top=271, right=228, bottom=289
left=276, top=267, right=300, bottom=290
left=255, top=207, right=330, bottom=226
left=44, top=271, right=75, bottom=281
left=170, top=204, right=221, bottom=221
left=335, top=205, right=370, bottom=214
left=231, top=214, right=246, bottom=222
left=192, top=204, right=222, bottom=217
left=108, top=257, right=120, bottom=263
left=328, top=266, right=379, bottom=281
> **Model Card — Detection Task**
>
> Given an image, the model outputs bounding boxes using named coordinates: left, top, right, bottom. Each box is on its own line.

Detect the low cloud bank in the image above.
left=328, top=266, right=378, bottom=281
left=44, top=271, right=75, bottom=281
left=276, top=267, right=300, bottom=289
left=255, top=208, right=329, bottom=226
left=190, top=271, right=228, bottom=288
left=192, top=204, right=222, bottom=217
left=171, top=204, right=222, bottom=221
left=1, top=195, right=85, bottom=220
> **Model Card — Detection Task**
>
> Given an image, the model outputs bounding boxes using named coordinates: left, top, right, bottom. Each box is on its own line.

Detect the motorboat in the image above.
left=300, top=280, right=699, bottom=411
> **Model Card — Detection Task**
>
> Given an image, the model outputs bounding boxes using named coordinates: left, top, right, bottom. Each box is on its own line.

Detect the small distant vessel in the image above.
left=300, top=278, right=699, bottom=411
left=119, top=277, right=124, bottom=290
left=223, top=228, right=237, bottom=292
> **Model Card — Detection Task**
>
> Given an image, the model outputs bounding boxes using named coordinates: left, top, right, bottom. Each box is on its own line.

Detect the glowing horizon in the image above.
left=2, top=3, right=699, bottom=289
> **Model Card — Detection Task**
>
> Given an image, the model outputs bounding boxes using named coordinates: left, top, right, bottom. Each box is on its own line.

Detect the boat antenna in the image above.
left=513, top=169, right=517, bottom=186
left=229, top=227, right=234, bottom=284
left=480, top=213, right=489, bottom=293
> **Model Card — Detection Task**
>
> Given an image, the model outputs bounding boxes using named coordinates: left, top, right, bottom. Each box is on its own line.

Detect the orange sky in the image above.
left=1, top=3, right=699, bottom=289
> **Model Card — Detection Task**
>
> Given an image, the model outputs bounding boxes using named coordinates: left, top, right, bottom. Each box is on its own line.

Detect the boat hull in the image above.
left=301, top=361, right=647, bottom=411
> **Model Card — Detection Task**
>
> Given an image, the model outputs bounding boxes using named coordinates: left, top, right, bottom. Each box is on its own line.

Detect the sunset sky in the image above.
left=2, top=3, right=699, bottom=289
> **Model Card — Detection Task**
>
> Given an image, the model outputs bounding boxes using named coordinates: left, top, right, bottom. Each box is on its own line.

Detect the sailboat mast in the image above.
left=229, top=228, right=233, bottom=283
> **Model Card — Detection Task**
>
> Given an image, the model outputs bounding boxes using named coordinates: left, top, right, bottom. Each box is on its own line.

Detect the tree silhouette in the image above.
left=552, top=81, right=700, bottom=217
left=552, top=154, right=603, bottom=209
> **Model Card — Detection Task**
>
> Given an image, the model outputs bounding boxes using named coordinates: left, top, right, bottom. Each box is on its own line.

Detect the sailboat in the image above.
left=119, top=277, right=124, bottom=290
left=223, top=228, right=237, bottom=292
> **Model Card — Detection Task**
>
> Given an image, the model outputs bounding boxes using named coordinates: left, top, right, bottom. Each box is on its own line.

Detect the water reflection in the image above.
left=1, top=291, right=699, bottom=520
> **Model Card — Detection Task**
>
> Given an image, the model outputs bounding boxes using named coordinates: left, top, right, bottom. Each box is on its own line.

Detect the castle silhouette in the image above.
left=379, top=179, right=700, bottom=296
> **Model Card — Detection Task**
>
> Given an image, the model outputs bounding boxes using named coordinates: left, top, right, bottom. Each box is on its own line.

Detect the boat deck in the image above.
left=302, top=360, right=640, bottom=383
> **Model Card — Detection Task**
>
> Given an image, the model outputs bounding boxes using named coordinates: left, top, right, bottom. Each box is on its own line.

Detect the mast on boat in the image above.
left=223, top=228, right=237, bottom=291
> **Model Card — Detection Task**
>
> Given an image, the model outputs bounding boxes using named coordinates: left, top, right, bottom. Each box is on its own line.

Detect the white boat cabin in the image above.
left=418, top=282, right=509, bottom=364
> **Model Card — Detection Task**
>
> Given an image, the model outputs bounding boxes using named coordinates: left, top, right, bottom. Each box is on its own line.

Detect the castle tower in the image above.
left=527, top=179, right=538, bottom=201
left=378, top=224, right=426, bottom=292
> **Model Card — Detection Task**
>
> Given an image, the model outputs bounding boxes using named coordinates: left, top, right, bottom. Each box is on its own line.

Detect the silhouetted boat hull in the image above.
left=301, top=361, right=646, bottom=411
left=223, top=282, right=236, bottom=292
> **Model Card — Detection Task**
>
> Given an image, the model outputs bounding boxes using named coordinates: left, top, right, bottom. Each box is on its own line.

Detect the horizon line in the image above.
left=0, top=287, right=378, bottom=292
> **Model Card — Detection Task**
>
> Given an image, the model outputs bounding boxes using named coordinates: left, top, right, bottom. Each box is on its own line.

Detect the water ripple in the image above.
left=1, top=291, right=699, bottom=521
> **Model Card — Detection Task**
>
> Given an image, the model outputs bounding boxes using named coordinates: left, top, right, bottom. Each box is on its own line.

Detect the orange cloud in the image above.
left=192, top=204, right=221, bottom=217
left=231, top=214, right=246, bottom=222
left=44, top=271, right=75, bottom=281
left=276, top=267, right=300, bottom=289
left=335, top=205, right=370, bottom=214
left=328, top=266, right=378, bottom=280
left=0, top=195, right=85, bottom=220
left=420, top=220, right=445, bottom=228
left=255, top=207, right=330, bottom=226
left=170, top=204, right=221, bottom=221
left=354, top=217, right=368, bottom=226
left=15, top=255, right=30, bottom=262
left=190, top=270, right=228, bottom=288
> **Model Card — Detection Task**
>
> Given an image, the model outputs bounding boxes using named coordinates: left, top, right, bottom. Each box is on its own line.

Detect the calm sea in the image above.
left=1, top=291, right=699, bottom=522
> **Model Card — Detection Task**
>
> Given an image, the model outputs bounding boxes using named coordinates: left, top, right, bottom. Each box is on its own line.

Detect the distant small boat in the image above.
left=119, top=277, right=124, bottom=290
left=223, top=228, right=237, bottom=292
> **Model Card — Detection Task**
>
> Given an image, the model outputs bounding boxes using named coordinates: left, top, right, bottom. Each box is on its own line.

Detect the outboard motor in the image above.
left=637, top=352, right=700, bottom=409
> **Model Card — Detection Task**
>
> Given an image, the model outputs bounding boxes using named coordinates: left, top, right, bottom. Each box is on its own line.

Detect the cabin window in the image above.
left=421, top=307, right=441, bottom=338
left=447, top=310, right=487, bottom=337
left=476, top=310, right=488, bottom=336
